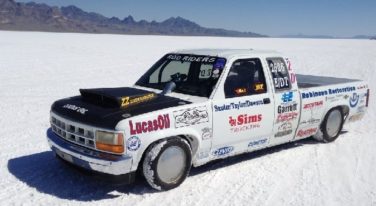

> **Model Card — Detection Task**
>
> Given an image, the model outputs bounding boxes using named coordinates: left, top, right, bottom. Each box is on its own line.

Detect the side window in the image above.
left=267, top=58, right=290, bottom=91
left=224, top=58, right=267, bottom=98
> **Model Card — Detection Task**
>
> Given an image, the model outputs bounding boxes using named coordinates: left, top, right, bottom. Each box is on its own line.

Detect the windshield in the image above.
left=136, top=54, right=227, bottom=97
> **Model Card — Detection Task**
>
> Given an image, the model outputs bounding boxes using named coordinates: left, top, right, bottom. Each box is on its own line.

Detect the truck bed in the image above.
left=297, top=74, right=360, bottom=88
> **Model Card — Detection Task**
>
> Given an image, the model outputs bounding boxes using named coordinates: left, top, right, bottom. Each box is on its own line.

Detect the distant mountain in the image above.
left=0, top=0, right=266, bottom=37
left=279, top=34, right=336, bottom=39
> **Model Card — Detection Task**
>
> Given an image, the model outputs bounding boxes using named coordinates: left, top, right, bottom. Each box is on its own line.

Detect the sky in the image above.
left=16, top=0, right=376, bottom=37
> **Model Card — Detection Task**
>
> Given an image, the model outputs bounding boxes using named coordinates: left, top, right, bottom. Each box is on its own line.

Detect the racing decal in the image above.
left=300, top=118, right=320, bottom=126
left=126, top=136, right=141, bottom=151
left=234, top=88, right=247, bottom=95
left=275, top=122, right=293, bottom=137
left=201, top=127, right=212, bottom=140
left=62, top=104, right=88, bottom=115
left=303, top=101, right=323, bottom=109
left=212, top=146, right=234, bottom=157
left=267, top=58, right=290, bottom=90
left=297, top=128, right=317, bottom=137
left=276, top=112, right=299, bottom=123
left=229, top=114, right=262, bottom=133
left=173, top=106, right=209, bottom=128
left=285, top=58, right=296, bottom=84
left=281, top=91, right=293, bottom=102
left=214, top=100, right=264, bottom=112
left=254, top=83, right=265, bottom=92
left=129, top=114, right=170, bottom=135
left=121, top=93, right=156, bottom=108
left=349, top=93, right=359, bottom=108
left=301, top=86, right=356, bottom=99
left=248, top=138, right=267, bottom=147
left=277, top=103, right=298, bottom=113
left=357, top=85, right=368, bottom=90
left=166, top=54, right=216, bottom=63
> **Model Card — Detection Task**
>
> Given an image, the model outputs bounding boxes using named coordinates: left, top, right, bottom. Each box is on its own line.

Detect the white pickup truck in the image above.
left=47, top=49, right=369, bottom=190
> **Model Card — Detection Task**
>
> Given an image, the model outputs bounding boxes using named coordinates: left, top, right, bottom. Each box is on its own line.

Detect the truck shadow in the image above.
left=7, top=136, right=336, bottom=201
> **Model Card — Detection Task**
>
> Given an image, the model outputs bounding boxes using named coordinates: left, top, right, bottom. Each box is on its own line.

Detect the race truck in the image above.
left=47, top=49, right=369, bottom=190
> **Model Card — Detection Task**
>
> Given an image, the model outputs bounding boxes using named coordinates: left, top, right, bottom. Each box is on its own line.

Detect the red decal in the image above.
left=303, top=101, right=323, bottom=109
left=129, top=114, right=170, bottom=135
left=297, top=128, right=317, bottom=137
left=276, top=112, right=298, bottom=123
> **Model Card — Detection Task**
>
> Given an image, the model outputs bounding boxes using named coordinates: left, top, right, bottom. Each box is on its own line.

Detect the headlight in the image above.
left=95, top=131, right=124, bottom=154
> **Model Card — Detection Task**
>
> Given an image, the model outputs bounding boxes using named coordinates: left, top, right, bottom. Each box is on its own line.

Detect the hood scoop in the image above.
left=79, top=87, right=157, bottom=108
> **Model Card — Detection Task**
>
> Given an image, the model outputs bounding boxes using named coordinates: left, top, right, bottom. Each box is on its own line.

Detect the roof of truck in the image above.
left=173, top=49, right=281, bottom=58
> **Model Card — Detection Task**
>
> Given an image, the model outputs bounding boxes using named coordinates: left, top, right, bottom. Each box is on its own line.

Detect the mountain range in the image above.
left=0, top=0, right=266, bottom=37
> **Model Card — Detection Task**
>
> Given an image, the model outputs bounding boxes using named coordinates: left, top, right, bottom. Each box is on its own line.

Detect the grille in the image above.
left=50, top=114, right=95, bottom=149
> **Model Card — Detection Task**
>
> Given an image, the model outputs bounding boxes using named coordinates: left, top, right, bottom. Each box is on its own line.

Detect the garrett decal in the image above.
left=127, top=136, right=141, bottom=151
left=275, top=122, right=292, bottom=137
left=349, top=93, right=359, bottom=108
left=297, top=128, right=317, bottom=137
left=129, top=114, right=170, bottom=135
left=229, top=114, right=262, bottom=133
left=277, top=103, right=298, bottom=113
left=121, top=93, right=156, bottom=108
left=276, top=112, right=298, bottom=123
left=201, top=127, right=212, bottom=140
left=173, top=106, right=209, bottom=128
left=303, top=101, right=323, bottom=109
left=212, top=146, right=234, bottom=157
left=62, top=104, right=88, bottom=115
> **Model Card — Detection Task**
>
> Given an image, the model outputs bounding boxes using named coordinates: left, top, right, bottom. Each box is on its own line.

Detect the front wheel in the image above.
left=142, top=138, right=192, bottom=190
left=315, top=108, right=344, bottom=143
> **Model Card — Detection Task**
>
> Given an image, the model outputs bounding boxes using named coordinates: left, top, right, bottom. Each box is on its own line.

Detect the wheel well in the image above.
left=136, top=135, right=199, bottom=174
left=338, top=105, right=350, bottom=120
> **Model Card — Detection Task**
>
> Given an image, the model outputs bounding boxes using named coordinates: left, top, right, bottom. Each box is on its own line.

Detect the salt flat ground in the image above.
left=0, top=31, right=375, bottom=206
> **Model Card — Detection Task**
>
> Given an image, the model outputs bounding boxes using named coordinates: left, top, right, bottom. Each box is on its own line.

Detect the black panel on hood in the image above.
left=51, top=87, right=191, bottom=129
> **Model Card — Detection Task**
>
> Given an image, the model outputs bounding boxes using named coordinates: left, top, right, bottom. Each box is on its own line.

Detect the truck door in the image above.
left=211, top=58, right=275, bottom=153
left=266, top=57, right=300, bottom=145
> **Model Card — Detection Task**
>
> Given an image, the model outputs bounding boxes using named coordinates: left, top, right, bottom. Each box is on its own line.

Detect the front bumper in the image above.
left=47, top=128, right=134, bottom=177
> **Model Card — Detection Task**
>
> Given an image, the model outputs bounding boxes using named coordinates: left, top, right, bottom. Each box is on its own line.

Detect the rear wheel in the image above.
left=316, top=108, right=344, bottom=143
left=142, top=138, right=192, bottom=190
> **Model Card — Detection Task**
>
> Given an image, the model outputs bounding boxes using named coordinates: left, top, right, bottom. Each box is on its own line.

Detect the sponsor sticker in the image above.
left=276, top=112, right=299, bottom=123
left=229, top=114, right=262, bottom=133
left=248, top=138, right=267, bottom=147
left=281, top=91, right=293, bottom=102
left=121, top=93, right=156, bottom=108
left=349, top=93, right=359, bottom=108
left=166, top=54, right=216, bottom=63
left=127, top=136, right=141, bottom=151
left=275, top=122, right=293, bottom=137
left=303, top=101, right=323, bottom=109
left=173, top=106, right=209, bottom=128
left=301, top=87, right=356, bottom=99
left=62, top=104, right=88, bottom=115
left=297, top=128, right=317, bottom=137
left=277, top=103, right=298, bottom=114
left=300, top=118, right=321, bottom=126
left=129, top=114, right=170, bottom=135
left=212, top=146, right=234, bottom=157
left=201, top=127, right=212, bottom=140
left=214, top=100, right=264, bottom=112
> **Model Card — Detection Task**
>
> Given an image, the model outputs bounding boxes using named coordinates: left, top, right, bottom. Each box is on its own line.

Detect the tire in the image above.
left=142, top=138, right=192, bottom=190
left=317, top=108, right=344, bottom=143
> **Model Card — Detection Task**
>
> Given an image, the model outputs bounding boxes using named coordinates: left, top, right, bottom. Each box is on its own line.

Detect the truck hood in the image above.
left=51, top=87, right=191, bottom=129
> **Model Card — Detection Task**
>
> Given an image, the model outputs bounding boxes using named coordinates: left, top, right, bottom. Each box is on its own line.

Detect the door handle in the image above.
left=263, top=98, right=271, bottom=104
